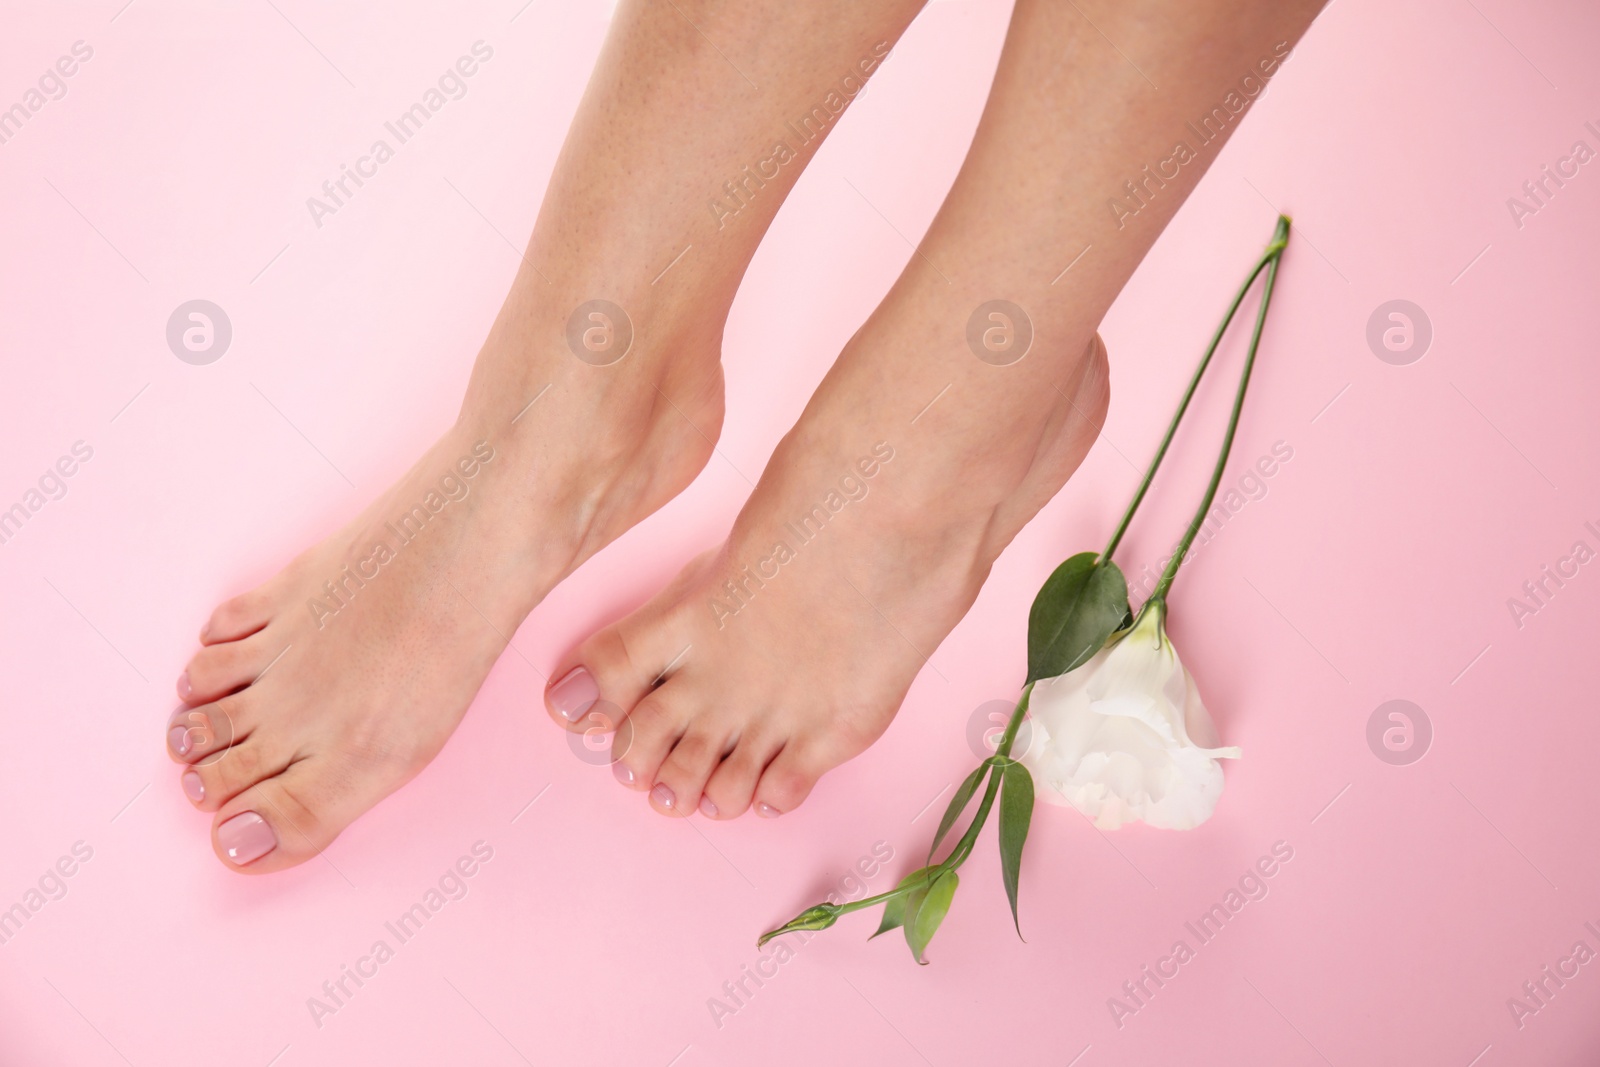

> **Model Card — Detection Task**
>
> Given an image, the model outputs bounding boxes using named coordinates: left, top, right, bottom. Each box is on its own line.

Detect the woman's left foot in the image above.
left=169, top=270, right=727, bottom=872
left=544, top=283, right=1111, bottom=819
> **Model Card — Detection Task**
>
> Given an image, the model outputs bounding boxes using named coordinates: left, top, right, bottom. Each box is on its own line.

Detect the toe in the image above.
left=545, top=663, right=605, bottom=729
left=166, top=696, right=250, bottom=765
left=700, top=735, right=781, bottom=820
left=650, top=728, right=730, bottom=818
left=609, top=690, right=686, bottom=794
left=200, top=588, right=274, bottom=645
left=213, top=809, right=282, bottom=871
left=545, top=626, right=659, bottom=733
left=209, top=757, right=350, bottom=874
left=752, top=745, right=827, bottom=818
left=182, top=734, right=294, bottom=813
left=179, top=631, right=281, bottom=704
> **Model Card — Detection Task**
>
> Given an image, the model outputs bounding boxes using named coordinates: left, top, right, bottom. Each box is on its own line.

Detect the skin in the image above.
left=543, top=0, right=1325, bottom=820
left=173, top=0, right=1324, bottom=871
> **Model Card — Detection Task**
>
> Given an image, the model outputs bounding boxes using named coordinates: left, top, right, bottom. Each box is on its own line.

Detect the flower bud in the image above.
left=757, top=903, right=840, bottom=947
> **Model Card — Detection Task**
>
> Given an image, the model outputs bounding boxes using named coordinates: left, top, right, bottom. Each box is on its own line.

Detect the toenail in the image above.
left=168, top=725, right=192, bottom=756
left=698, top=796, right=718, bottom=818
left=650, top=783, right=676, bottom=810
left=756, top=802, right=782, bottom=819
left=612, top=762, right=635, bottom=786
left=181, top=771, right=205, bottom=803
left=217, top=812, right=277, bottom=866
left=176, top=672, right=192, bottom=701
left=198, top=622, right=211, bottom=643
left=548, top=666, right=599, bottom=722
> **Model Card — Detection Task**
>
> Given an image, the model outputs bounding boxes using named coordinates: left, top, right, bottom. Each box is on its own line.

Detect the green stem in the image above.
left=832, top=885, right=916, bottom=915
left=942, top=769, right=1003, bottom=869
left=1100, top=219, right=1292, bottom=564
left=938, top=683, right=1033, bottom=870
left=1150, top=215, right=1290, bottom=601
left=994, top=683, right=1033, bottom=759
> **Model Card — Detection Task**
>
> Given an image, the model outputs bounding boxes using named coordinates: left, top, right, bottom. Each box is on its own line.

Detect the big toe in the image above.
left=544, top=612, right=693, bottom=736
left=209, top=758, right=363, bottom=874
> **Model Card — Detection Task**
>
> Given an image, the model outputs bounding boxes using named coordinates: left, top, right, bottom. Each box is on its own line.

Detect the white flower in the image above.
left=1021, top=601, right=1239, bottom=830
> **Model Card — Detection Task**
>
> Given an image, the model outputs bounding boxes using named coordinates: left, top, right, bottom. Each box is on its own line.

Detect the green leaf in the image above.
left=757, top=903, right=840, bottom=948
left=903, top=868, right=959, bottom=965
left=998, top=761, right=1035, bottom=939
left=870, top=869, right=931, bottom=940
left=926, top=764, right=990, bottom=863
left=1025, top=552, right=1130, bottom=684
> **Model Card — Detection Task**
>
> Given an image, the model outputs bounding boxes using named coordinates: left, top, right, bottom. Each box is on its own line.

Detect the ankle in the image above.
left=856, top=307, right=1106, bottom=516
left=449, top=296, right=726, bottom=585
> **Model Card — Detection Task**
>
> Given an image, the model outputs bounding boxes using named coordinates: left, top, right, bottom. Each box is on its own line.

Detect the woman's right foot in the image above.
left=537, top=0, right=1326, bottom=824
left=542, top=286, right=1110, bottom=821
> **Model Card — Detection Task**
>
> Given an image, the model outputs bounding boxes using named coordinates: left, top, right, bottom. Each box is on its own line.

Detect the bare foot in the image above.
left=171, top=281, right=723, bottom=871
left=168, top=0, right=937, bottom=871
left=543, top=296, right=1109, bottom=819
left=543, top=0, right=1326, bottom=821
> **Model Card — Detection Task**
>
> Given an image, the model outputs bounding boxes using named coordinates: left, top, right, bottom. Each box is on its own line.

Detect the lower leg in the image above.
left=550, top=0, right=1325, bottom=819
left=171, top=0, right=928, bottom=872
left=460, top=0, right=934, bottom=569
left=839, top=0, right=1331, bottom=544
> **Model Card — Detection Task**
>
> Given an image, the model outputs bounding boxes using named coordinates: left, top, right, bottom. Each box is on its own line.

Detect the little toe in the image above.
left=752, top=745, right=827, bottom=818
left=180, top=631, right=281, bottom=704
left=650, top=728, right=729, bottom=818
left=608, top=691, right=686, bottom=793
left=700, top=735, right=780, bottom=820
left=200, top=588, right=274, bottom=646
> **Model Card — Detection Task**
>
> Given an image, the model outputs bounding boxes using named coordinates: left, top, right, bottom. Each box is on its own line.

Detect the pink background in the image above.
left=3, top=0, right=1598, bottom=1063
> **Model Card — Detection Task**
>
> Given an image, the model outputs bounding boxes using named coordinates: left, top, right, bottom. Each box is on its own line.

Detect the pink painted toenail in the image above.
left=650, top=783, right=676, bottom=810
left=612, top=762, right=635, bottom=786
left=698, top=796, right=718, bottom=818
left=176, top=672, right=192, bottom=701
left=217, top=812, right=276, bottom=866
left=168, top=725, right=192, bottom=756
left=181, top=771, right=205, bottom=803
left=756, top=802, right=782, bottom=819
left=548, top=666, right=599, bottom=722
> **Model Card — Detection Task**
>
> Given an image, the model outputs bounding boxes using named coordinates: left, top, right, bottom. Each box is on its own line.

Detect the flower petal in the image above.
left=1020, top=604, right=1239, bottom=831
